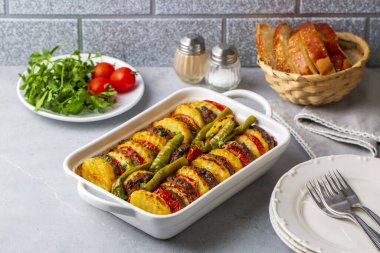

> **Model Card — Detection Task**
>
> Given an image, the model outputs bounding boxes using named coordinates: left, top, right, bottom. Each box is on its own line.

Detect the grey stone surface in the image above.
left=9, top=0, right=151, bottom=15
left=0, top=0, right=4, bottom=14
left=301, top=0, right=380, bottom=13
left=0, top=19, right=78, bottom=65
left=1, top=66, right=303, bottom=252
left=369, top=18, right=380, bottom=65
left=156, top=0, right=295, bottom=14
left=83, top=19, right=222, bottom=66
left=227, top=17, right=366, bottom=67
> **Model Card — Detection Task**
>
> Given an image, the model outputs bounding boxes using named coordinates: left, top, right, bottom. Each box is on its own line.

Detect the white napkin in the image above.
left=270, top=69, right=380, bottom=158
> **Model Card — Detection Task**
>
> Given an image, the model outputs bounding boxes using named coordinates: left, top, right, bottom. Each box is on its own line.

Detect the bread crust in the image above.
left=256, top=23, right=276, bottom=67
left=298, top=22, right=335, bottom=75
left=287, top=28, right=314, bottom=75
left=273, top=22, right=294, bottom=72
left=316, top=23, right=352, bottom=71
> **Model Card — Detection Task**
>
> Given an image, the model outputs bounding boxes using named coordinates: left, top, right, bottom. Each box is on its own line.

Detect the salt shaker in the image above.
left=173, top=34, right=209, bottom=84
left=205, top=45, right=241, bottom=92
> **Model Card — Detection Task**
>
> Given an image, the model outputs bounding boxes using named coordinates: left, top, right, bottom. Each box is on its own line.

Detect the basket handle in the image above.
left=223, top=89, right=272, bottom=117
left=77, top=182, right=135, bottom=216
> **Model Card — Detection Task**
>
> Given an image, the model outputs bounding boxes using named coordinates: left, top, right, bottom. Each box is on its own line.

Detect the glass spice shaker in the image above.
left=205, top=45, right=241, bottom=92
left=173, top=34, right=209, bottom=84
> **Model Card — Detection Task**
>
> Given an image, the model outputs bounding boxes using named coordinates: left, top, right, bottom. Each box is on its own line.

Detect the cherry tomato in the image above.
left=88, top=77, right=109, bottom=94
left=92, top=62, right=115, bottom=79
left=110, top=67, right=136, bottom=93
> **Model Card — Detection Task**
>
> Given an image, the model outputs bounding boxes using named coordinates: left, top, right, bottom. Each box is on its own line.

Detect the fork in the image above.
left=331, top=170, right=380, bottom=227
left=313, top=177, right=380, bottom=251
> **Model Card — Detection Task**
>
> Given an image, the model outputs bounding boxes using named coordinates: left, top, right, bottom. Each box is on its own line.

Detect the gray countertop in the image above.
left=0, top=67, right=309, bottom=252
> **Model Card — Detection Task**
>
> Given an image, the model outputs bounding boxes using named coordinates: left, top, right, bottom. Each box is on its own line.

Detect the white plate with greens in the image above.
left=17, top=51, right=144, bottom=122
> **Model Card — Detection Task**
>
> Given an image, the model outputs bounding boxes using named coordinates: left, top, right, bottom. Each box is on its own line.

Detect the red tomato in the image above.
left=110, top=67, right=136, bottom=93
left=186, top=146, right=203, bottom=162
left=92, top=62, right=115, bottom=78
left=204, top=100, right=226, bottom=111
left=88, top=77, right=110, bottom=94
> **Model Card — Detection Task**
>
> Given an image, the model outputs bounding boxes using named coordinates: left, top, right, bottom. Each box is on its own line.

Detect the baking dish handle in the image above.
left=77, top=182, right=135, bottom=216
left=223, top=89, right=272, bottom=117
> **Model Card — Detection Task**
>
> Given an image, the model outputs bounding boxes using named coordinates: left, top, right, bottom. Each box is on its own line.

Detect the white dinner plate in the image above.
left=17, top=54, right=144, bottom=122
left=271, top=155, right=380, bottom=253
left=269, top=201, right=309, bottom=253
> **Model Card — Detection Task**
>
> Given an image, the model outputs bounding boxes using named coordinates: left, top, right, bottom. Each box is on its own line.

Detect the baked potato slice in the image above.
left=206, top=114, right=235, bottom=139
left=191, top=100, right=221, bottom=116
left=235, top=135, right=261, bottom=158
left=107, top=151, right=134, bottom=170
left=245, top=129, right=269, bottom=152
left=191, top=156, right=231, bottom=183
left=152, top=118, right=192, bottom=144
left=176, top=166, right=209, bottom=196
left=80, top=157, right=115, bottom=191
left=129, top=190, right=171, bottom=215
left=209, top=148, right=243, bottom=172
left=173, top=104, right=205, bottom=128
left=131, top=130, right=167, bottom=151
left=117, top=140, right=155, bottom=164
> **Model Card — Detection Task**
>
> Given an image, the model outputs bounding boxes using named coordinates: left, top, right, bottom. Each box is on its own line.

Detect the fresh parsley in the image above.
left=19, top=46, right=116, bottom=115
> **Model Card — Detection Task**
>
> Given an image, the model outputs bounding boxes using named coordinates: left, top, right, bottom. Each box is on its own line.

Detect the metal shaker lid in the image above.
left=210, top=44, right=238, bottom=65
left=178, top=34, right=206, bottom=54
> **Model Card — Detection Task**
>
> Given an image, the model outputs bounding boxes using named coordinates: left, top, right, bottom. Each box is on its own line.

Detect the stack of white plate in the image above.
left=269, top=155, right=380, bottom=253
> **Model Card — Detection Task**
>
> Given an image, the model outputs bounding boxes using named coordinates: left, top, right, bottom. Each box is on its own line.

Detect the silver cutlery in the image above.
left=331, top=170, right=380, bottom=227
left=307, top=178, right=380, bottom=251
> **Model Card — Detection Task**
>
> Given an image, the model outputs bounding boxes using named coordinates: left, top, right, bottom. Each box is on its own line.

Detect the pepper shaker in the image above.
left=205, top=45, right=241, bottom=92
left=173, top=34, right=209, bottom=84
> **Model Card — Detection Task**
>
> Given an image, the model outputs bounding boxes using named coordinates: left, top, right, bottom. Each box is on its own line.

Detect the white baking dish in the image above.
left=63, top=87, right=290, bottom=239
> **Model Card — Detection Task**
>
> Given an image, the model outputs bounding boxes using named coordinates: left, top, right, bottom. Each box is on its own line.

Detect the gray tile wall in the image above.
left=0, top=0, right=379, bottom=66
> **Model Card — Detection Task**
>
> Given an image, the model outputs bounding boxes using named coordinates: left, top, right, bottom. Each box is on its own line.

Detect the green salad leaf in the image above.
left=19, top=46, right=117, bottom=115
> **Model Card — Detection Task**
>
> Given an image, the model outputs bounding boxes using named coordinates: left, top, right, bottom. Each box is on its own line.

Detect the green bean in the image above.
left=192, top=108, right=233, bottom=144
left=224, top=115, right=256, bottom=142
left=143, top=157, right=188, bottom=192
left=209, top=119, right=235, bottom=149
left=111, top=162, right=152, bottom=200
left=150, top=134, right=184, bottom=172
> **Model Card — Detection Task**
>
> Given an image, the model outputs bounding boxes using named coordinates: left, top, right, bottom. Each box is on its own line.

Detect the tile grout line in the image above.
left=4, top=0, right=8, bottom=14
left=221, top=18, right=226, bottom=44
left=151, top=0, right=156, bottom=15
left=78, top=18, right=83, bottom=51
left=295, top=0, right=301, bottom=14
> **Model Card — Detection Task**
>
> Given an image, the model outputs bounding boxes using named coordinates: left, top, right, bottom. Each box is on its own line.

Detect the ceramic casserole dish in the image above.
left=63, top=87, right=290, bottom=239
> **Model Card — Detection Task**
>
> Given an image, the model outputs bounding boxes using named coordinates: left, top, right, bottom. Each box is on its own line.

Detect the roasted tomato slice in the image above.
left=186, top=146, right=203, bottom=162
left=222, top=142, right=251, bottom=166
left=244, top=133, right=266, bottom=156
left=119, top=146, right=145, bottom=165
left=134, top=140, right=160, bottom=154
left=154, top=187, right=183, bottom=213
left=204, top=100, right=226, bottom=111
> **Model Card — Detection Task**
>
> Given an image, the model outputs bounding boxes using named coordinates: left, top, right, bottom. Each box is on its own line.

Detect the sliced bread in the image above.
left=298, top=22, right=335, bottom=75
left=273, top=22, right=294, bottom=72
left=256, top=23, right=276, bottom=67
left=288, top=28, right=316, bottom=75
left=315, top=23, right=352, bottom=72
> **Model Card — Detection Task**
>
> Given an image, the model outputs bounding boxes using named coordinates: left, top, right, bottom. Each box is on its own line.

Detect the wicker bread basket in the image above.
left=257, top=32, right=370, bottom=106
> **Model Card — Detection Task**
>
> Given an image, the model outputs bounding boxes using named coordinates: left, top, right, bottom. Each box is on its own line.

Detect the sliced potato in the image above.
left=129, top=190, right=171, bottom=215
left=173, top=104, right=205, bottom=128
left=206, top=115, right=235, bottom=139
left=209, top=148, right=243, bottom=172
left=81, top=157, right=115, bottom=191
left=161, top=183, right=191, bottom=206
left=246, top=129, right=269, bottom=152
left=152, top=118, right=192, bottom=144
left=235, top=135, right=261, bottom=158
left=131, top=130, right=167, bottom=151
left=191, top=100, right=221, bottom=116
left=108, top=151, right=134, bottom=170
left=176, top=166, right=209, bottom=195
left=117, top=140, right=155, bottom=163
left=191, top=156, right=231, bottom=183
